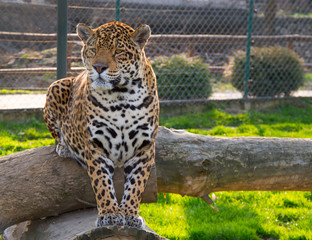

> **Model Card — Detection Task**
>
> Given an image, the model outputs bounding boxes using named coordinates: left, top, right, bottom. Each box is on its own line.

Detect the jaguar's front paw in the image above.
left=125, top=215, right=146, bottom=229
left=97, top=214, right=125, bottom=227
left=56, top=143, right=71, bottom=158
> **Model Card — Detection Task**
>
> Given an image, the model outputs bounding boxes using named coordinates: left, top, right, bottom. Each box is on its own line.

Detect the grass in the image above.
left=287, top=12, right=312, bottom=18
left=160, top=100, right=312, bottom=138
left=141, top=192, right=312, bottom=240
left=0, top=118, right=54, bottom=157
left=0, top=89, right=46, bottom=95
left=301, top=73, right=312, bottom=89
left=1, top=102, right=312, bottom=239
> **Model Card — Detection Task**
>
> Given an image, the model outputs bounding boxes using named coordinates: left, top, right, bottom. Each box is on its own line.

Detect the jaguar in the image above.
left=43, top=21, right=159, bottom=229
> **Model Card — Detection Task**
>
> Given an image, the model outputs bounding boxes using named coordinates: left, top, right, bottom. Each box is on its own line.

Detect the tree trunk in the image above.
left=1, top=127, right=312, bottom=232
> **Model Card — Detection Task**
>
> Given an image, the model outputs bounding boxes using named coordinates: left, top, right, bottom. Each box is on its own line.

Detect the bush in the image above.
left=225, top=46, right=305, bottom=97
left=151, top=54, right=212, bottom=100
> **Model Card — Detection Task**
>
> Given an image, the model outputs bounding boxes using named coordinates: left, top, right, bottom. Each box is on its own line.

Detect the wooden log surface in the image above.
left=73, top=225, right=167, bottom=240
left=1, top=126, right=312, bottom=232
left=0, top=146, right=157, bottom=232
left=3, top=209, right=168, bottom=240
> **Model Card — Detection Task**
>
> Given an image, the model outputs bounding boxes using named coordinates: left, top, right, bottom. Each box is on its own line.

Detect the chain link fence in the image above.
left=0, top=0, right=311, bottom=109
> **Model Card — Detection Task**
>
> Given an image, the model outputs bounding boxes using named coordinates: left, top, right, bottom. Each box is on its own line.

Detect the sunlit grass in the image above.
left=141, top=192, right=312, bottom=240
left=161, top=100, right=312, bottom=138
left=0, top=118, right=54, bottom=157
left=187, top=122, right=312, bottom=138
left=0, top=89, right=46, bottom=95
left=288, top=13, right=312, bottom=18
left=141, top=194, right=190, bottom=239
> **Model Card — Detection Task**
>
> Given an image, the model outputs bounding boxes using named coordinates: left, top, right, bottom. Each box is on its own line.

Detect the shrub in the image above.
left=151, top=54, right=212, bottom=100
left=225, top=46, right=305, bottom=97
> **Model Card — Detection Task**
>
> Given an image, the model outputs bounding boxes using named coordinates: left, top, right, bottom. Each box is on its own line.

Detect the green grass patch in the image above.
left=0, top=89, right=46, bottom=95
left=187, top=122, right=312, bottom=138
left=1, top=102, right=312, bottom=239
left=161, top=101, right=312, bottom=138
left=0, top=118, right=54, bottom=157
left=141, top=192, right=312, bottom=240
left=300, top=73, right=312, bottom=90
left=305, top=73, right=312, bottom=82
left=160, top=108, right=249, bottom=129
left=289, top=13, right=312, bottom=18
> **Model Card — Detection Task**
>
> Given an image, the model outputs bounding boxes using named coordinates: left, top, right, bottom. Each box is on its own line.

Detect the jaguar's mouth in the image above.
left=109, top=76, right=121, bottom=86
left=92, top=76, right=122, bottom=90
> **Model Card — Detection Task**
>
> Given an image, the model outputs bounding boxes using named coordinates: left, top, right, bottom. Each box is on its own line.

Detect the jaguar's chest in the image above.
left=86, top=90, right=155, bottom=166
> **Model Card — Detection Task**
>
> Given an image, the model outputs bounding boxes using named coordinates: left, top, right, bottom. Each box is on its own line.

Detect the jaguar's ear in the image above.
left=77, top=23, right=93, bottom=44
left=132, top=24, right=151, bottom=49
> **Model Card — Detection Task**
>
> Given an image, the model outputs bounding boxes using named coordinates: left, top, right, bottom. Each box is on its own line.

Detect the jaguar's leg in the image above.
left=119, top=147, right=155, bottom=229
left=55, top=142, right=71, bottom=158
left=43, top=78, right=74, bottom=158
left=43, top=78, right=72, bottom=144
left=43, top=103, right=61, bottom=144
left=44, top=107, right=71, bottom=158
left=85, top=150, right=124, bottom=227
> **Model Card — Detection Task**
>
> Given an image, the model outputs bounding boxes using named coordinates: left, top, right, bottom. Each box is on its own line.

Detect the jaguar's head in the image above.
left=77, top=21, right=151, bottom=90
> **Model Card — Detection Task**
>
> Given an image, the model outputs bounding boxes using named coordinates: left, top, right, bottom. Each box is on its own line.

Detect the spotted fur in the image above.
left=43, top=21, right=159, bottom=229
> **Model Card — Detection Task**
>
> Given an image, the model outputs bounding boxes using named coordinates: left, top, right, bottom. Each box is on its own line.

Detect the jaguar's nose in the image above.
left=93, top=64, right=108, bottom=74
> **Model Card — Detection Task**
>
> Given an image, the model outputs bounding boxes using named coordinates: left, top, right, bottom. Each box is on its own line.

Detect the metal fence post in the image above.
left=244, top=0, right=254, bottom=99
left=57, top=0, right=68, bottom=80
left=115, top=0, right=120, bottom=21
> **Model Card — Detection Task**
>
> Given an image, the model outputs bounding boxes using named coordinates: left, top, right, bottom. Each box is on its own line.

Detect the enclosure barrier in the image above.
left=1, top=31, right=311, bottom=77
left=0, top=0, right=311, bottom=102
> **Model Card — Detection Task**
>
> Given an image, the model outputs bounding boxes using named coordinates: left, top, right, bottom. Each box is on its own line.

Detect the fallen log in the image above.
left=1, top=126, right=312, bottom=232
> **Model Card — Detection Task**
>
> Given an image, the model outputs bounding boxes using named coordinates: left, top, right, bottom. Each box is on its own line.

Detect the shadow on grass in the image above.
left=181, top=195, right=277, bottom=240
left=181, top=191, right=312, bottom=240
